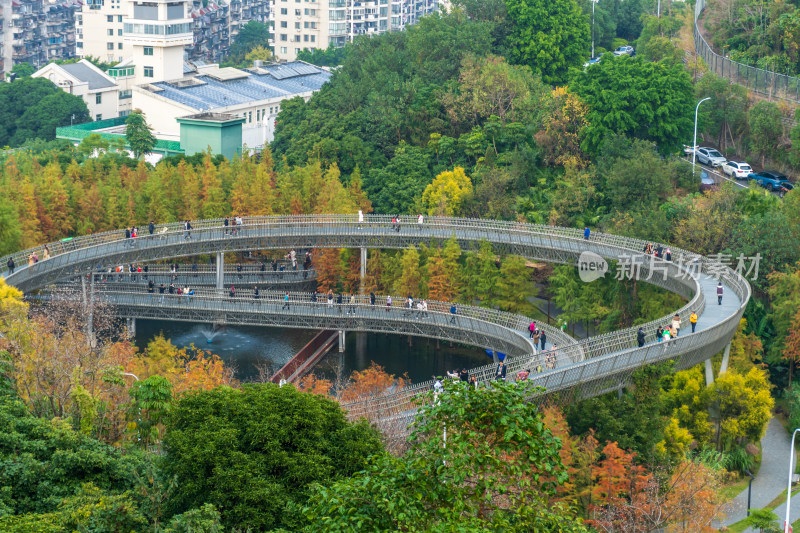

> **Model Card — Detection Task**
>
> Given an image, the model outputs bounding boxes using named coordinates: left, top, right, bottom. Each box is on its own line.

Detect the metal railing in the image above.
left=695, top=0, right=800, bottom=103
left=33, top=286, right=576, bottom=362
left=4, top=215, right=750, bottom=421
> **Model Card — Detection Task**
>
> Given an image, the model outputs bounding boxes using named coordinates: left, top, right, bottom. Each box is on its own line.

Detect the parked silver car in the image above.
left=695, top=147, right=727, bottom=167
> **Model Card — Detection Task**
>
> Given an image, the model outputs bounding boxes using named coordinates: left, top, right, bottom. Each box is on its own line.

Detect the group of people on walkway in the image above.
left=635, top=311, right=699, bottom=348
left=527, top=321, right=547, bottom=351
left=643, top=242, right=672, bottom=261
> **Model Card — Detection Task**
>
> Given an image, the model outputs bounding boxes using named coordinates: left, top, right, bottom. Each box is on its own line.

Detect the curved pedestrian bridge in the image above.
left=3, top=215, right=749, bottom=413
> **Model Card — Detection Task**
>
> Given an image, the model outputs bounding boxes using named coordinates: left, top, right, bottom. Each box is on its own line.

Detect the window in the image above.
left=294, top=21, right=300, bottom=29
left=293, top=35, right=300, bottom=42
left=303, top=21, right=308, bottom=28
left=280, top=21, right=287, bottom=27
left=248, top=111, right=252, bottom=123
left=304, top=8, right=315, bottom=15
left=280, top=7, right=287, bottom=14
left=256, top=109, right=260, bottom=121
left=144, top=46, right=153, bottom=55
left=96, top=114, right=102, bottom=121
left=280, top=33, right=287, bottom=41
left=118, top=29, right=123, bottom=35
left=118, top=15, right=122, bottom=22
left=295, top=48, right=300, bottom=54
left=310, top=35, right=315, bottom=42
left=280, top=46, right=287, bottom=54
left=118, top=43, right=123, bottom=49
left=107, top=42, right=114, bottom=50
left=107, top=15, right=113, bottom=21
left=295, top=9, right=300, bottom=15
left=119, top=90, right=132, bottom=99
left=144, top=66, right=154, bottom=77
left=96, top=93, right=102, bottom=104
left=108, top=29, right=114, bottom=35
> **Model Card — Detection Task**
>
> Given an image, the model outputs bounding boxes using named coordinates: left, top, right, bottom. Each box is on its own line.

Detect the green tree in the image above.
left=504, top=0, right=590, bottom=85
left=495, top=255, right=535, bottom=314
left=365, top=144, right=432, bottom=213
left=300, top=380, right=589, bottom=531
left=229, top=21, right=272, bottom=61
left=0, top=395, right=147, bottom=516
left=125, top=110, right=156, bottom=160
left=695, top=73, right=749, bottom=154
left=296, top=44, right=349, bottom=67
left=744, top=508, right=780, bottom=533
left=1, top=78, right=89, bottom=147
left=749, top=100, right=783, bottom=167
left=571, top=54, right=694, bottom=154
left=11, top=62, right=36, bottom=78
left=127, top=375, right=173, bottom=448
left=161, top=384, right=382, bottom=532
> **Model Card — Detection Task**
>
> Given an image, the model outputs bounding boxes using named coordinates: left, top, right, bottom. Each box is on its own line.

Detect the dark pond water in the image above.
left=135, top=320, right=488, bottom=383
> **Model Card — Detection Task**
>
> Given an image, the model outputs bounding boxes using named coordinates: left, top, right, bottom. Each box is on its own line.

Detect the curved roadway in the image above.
left=3, top=215, right=749, bottom=414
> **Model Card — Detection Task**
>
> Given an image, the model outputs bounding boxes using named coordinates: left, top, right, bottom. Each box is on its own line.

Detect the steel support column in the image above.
left=339, top=330, right=345, bottom=352
left=719, top=342, right=732, bottom=375
left=360, top=247, right=367, bottom=293
left=215, top=252, right=224, bottom=289
left=705, top=358, right=714, bottom=386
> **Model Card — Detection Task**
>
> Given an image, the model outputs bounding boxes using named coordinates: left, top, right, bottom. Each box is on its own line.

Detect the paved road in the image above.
left=723, top=418, right=793, bottom=526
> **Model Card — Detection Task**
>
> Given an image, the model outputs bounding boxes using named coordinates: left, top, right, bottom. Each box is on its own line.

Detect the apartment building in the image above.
left=1, top=0, right=79, bottom=79
left=77, top=0, right=272, bottom=64
left=76, top=0, right=126, bottom=63
left=272, top=0, right=443, bottom=61
left=188, top=0, right=270, bottom=63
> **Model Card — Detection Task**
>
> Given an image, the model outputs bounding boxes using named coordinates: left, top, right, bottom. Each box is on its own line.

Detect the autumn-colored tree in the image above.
left=315, top=248, right=343, bottom=293
left=535, top=87, right=590, bottom=168
left=338, top=362, right=407, bottom=404
left=173, top=351, right=236, bottom=395
left=200, top=152, right=227, bottom=219
left=315, top=164, right=358, bottom=214
left=662, top=460, right=723, bottom=533
left=348, top=166, right=373, bottom=214
left=421, top=166, right=473, bottom=216
left=591, top=441, right=642, bottom=507
left=426, top=237, right=461, bottom=301
left=297, top=373, right=333, bottom=396
left=394, top=245, right=423, bottom=297
left=783, top=308, right=800, bottom=387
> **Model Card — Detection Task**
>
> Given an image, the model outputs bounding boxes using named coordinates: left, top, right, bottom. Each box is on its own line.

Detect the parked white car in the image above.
left=613, top=45, right=634, bottom=56
left=683, top=144, right=697, bottom=155
left=721, top=161, right=753, bottom=179
left=695, top=147, right=727, bottom=167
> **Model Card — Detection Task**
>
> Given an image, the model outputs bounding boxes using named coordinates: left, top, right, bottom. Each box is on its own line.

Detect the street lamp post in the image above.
left=784, top=428, right=800, bottom=533
left=745, top=469, right=754, bottom=517
left=592, top=0, right=599, bottom=58
left=692, top=97, right=711, bottom=176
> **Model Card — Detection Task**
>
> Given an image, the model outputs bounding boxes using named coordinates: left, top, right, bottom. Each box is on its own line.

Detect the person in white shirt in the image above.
left=417, top=214, right=423, bottom=230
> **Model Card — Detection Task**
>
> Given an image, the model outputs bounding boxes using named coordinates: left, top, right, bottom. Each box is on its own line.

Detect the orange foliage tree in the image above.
left=297, top=373, right=333, bottom=396
left=338, top=362, right=407, bottom=403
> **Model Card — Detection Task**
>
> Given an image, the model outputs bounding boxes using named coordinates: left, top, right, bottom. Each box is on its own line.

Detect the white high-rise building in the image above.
left=76, top=0, right=126, bottom=63
left=123, top=0, right=193, bottom=85
left=272, top=0, right=444, bottom=61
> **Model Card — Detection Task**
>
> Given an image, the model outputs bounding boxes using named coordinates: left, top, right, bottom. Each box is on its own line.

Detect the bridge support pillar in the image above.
left=126, top=318, right=136, bottom=338
left=704, top=358, right=714, bottom=387
left=215, top=253, right=224, bottom=290
left=719, top=342, right=732, bottom=375
left=338, top=330, right=345, bottom=352
left=360, top=247, right=367, bottom=293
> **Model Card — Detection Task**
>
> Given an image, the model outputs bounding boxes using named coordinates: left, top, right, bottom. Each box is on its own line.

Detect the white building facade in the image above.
left=32, top=59, right=121, bottom=121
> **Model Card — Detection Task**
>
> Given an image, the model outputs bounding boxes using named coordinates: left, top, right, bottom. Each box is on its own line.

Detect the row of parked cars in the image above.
left=683, top=145, right=794, bottom=195
left=583, top=46, right=635, bottom=68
